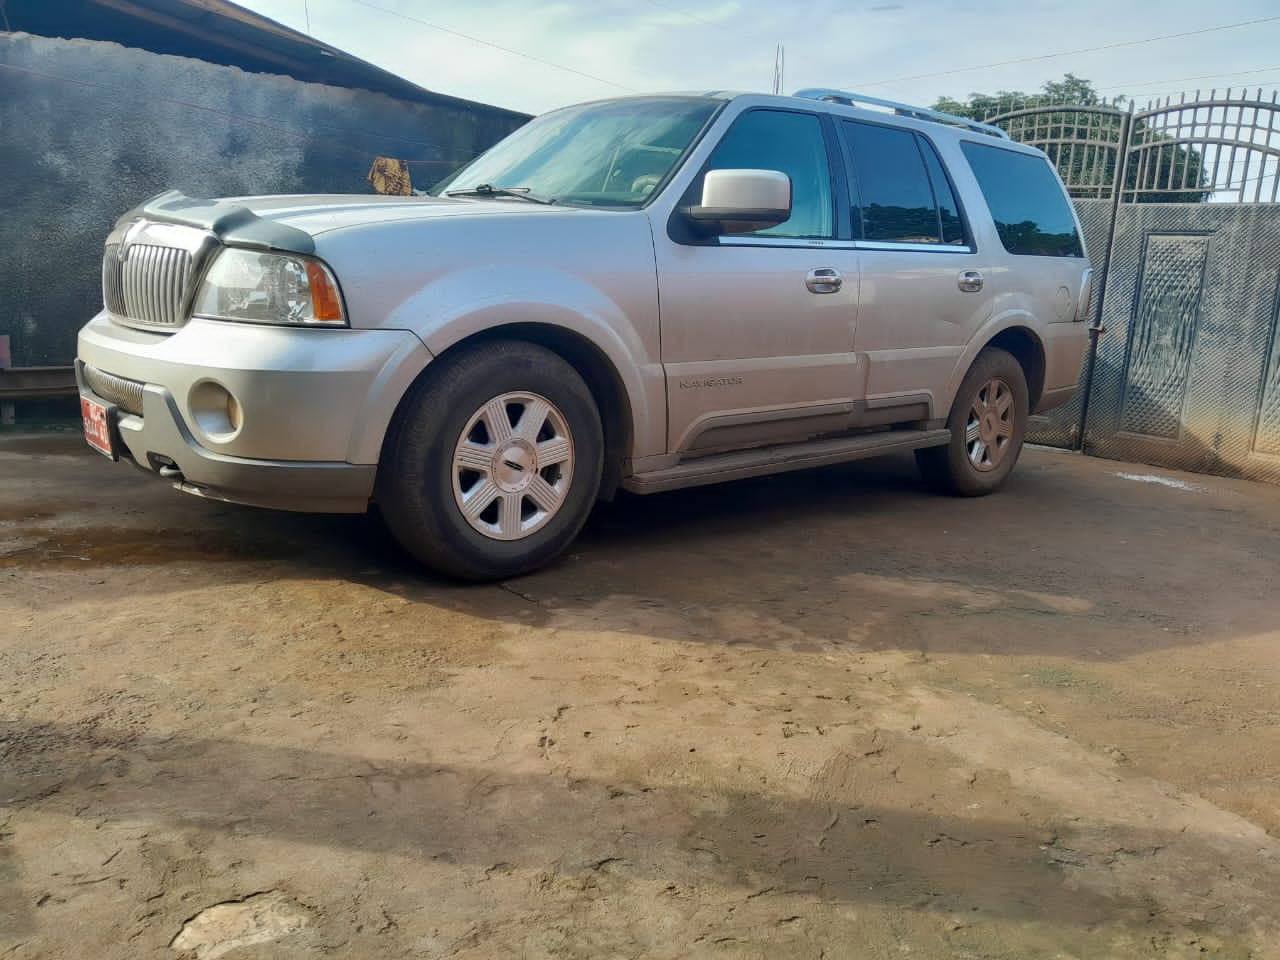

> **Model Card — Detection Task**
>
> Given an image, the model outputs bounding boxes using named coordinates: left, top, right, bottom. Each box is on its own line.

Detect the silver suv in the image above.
left=77, top=89, right=1093, bottom=580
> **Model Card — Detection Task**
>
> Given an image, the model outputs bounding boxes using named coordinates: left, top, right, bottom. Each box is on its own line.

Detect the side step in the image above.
left=622, top=428, right=950, bottom=495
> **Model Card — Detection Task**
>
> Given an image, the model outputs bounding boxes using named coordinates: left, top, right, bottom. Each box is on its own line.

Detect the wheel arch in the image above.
left=381, top=323, right=635, bottom=500
left=985, top=326, right=1046, bottom=412
left=951, top=323, right=1046, bottom=415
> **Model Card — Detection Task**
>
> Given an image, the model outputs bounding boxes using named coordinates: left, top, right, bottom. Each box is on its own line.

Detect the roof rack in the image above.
left=792, top=88, right=1010, bottom=139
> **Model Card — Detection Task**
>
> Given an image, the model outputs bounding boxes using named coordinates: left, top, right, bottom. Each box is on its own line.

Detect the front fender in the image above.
left=388, top=266, right=665, bottom=460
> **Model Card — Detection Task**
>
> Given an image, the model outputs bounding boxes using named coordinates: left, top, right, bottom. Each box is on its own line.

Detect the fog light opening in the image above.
left=189, top=380, right=244, bottom=442
left=226, top=392, right=243, bottom=432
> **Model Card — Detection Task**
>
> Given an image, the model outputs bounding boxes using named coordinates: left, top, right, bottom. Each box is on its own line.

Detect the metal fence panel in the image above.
left=991, top=90, right=1280, bottom=484
left=1258, top=304, right=1280, bottom=456
left=1082, top=203, right=1280, bottom=484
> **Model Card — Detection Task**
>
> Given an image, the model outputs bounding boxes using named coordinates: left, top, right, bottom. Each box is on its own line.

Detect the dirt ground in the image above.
left=1, top=431, right=1278, bottom=960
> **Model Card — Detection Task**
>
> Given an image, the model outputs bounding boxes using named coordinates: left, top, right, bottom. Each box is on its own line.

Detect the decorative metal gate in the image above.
left=987, top=90, right=1280, bottom=484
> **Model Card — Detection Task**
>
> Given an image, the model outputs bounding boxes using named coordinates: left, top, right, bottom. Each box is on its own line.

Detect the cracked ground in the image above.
left=1, top=432, right=1279, bottom=959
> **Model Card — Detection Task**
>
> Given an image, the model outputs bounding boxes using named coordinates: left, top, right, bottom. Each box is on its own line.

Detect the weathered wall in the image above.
left=0, top=32, right=527, bottom=366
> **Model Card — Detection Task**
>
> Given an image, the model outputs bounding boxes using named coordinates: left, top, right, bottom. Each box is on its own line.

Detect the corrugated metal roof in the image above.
left=2, top=0, right=529, bottom=120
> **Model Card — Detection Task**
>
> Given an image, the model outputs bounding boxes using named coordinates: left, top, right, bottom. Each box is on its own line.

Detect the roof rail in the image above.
left=792, top=88, right=1010, bottom=139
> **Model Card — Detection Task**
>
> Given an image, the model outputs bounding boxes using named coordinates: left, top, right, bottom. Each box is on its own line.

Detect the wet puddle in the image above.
left=0, top=507, right=55, bottom=523
left=0, top=525, right=301, bottom=568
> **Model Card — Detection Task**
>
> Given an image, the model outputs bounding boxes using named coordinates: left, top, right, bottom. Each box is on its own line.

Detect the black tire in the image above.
left=916, top=347, right=1029, bottom=497
left=377, top=340, right=604, bottom=581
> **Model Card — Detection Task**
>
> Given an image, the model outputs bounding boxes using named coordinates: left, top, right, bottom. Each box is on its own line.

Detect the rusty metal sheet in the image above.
left=0, top=365, right=77, bottom=400
left=367, top=156, right=412, bottom=197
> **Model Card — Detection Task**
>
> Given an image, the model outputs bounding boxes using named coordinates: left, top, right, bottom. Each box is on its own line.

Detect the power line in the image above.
left=347, top=0, right=638, bottom=93
left=1097, top=65, right=1280, bottom=96
left=1109, top=86, right=1280, bottom=108
left=851, top=15, right=1280, bottom=88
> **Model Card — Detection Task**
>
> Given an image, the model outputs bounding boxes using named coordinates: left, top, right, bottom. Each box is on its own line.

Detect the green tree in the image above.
left=934, top=75, right=1209, bottom=203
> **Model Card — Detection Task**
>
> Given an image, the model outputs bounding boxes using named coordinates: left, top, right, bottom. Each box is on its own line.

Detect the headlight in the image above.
left=192, top=249, right=346, bottom=326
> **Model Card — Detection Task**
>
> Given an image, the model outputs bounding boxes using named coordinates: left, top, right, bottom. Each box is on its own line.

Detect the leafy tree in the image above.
left=934, top=75, right=1209, bottom=202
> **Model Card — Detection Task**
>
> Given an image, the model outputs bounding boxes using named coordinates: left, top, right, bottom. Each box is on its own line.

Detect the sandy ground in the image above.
left=1, top=432, right=1278, bottom=959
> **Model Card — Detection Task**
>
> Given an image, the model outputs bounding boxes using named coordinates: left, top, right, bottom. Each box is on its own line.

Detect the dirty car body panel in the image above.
left=76, top=90, right=1091, bottom=578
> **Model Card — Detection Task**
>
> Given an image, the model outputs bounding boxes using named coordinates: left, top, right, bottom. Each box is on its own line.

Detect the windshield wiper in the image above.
left=444, top=184, right=555, bottom=204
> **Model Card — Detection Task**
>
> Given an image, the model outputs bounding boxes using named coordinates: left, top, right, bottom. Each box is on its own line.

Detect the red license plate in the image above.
left=81, top=396, right=115, bottom=458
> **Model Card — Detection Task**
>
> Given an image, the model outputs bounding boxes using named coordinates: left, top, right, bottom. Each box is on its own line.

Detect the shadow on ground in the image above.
left=4, top=438, right=1280, bottom=660
left=0, top=718, right=1222, bottom=941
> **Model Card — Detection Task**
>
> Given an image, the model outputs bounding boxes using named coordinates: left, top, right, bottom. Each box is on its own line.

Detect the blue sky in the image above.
left=234, top=0, right=1280, bottom=115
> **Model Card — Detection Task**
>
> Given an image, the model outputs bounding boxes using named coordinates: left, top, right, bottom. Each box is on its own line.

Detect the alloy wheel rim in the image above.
left=965, top=376, right=1015, bottom=472
left=451, top=391, right=574, bottom=541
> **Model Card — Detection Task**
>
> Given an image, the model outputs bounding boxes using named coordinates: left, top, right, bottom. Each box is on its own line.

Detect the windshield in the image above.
left=432, top=97, right=722, bottom=208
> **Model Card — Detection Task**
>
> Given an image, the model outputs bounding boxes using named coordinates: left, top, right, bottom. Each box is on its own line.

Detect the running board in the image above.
left=622, top=428, right=950, bottom=495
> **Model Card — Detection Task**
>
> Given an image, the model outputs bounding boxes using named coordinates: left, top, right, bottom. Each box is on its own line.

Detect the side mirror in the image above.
left=683, top=169, right=791, bottom=235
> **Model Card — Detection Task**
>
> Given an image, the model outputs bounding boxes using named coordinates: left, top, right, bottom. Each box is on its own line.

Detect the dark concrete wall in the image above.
left=0, top=32, right=527, bottom=366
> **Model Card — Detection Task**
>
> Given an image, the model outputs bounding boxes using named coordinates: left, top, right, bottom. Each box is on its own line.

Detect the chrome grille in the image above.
left=102, top=243, right=126, bottom=315
left=83, top=365, right=144, bottom=416
left=128, top=244, right=191, bottom=326
left=101, top=223, right=202, bottom=329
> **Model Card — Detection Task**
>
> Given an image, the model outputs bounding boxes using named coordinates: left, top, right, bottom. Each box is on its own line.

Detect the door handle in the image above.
left=958, top=270, right=984, bottom=293
left=806, top=268, right=843, bottom=294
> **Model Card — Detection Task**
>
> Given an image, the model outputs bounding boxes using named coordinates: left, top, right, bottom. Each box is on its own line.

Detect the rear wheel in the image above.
left=378, top=341, right=603, bottom=581
left=916, top=347, right=1028, bottom=496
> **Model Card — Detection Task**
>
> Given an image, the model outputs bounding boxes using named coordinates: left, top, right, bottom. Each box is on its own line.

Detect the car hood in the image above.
left=232, top=193, right=567, bottom=236
left=117, top=189, right=573, bottom=256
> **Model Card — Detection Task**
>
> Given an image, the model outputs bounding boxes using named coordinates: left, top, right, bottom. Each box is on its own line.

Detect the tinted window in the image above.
left=842, top=121, right=964, bottom=245
left=704, top=110, right=833, bottom=239
left=919, top=138, right=965, bottom=244
left=961, top=142, right=1083, bottom=257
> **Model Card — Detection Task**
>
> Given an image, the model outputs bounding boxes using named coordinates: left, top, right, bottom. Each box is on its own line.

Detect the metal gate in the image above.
left=987, top=90, right=1280, bottom=484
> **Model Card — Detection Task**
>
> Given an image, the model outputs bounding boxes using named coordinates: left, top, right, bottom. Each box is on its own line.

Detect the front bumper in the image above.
left=77, top=313, right=432, bottom=513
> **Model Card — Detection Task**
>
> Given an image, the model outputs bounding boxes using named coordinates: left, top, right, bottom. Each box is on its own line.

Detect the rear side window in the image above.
left=840, top=120, right=967, bottom=246
left=919, top=141, right=965, bottom=244
left=960, top=142, right=1083, bottom=257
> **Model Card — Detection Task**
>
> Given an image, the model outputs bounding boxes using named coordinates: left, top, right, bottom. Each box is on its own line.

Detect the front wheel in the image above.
left=916, top=347, right=1028, bottom=497
left=377, top=341, right=604, bottom=581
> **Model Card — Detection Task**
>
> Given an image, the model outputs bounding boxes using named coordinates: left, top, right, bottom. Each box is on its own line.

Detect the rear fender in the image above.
left=944, top=311, right=1045, bottom=412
